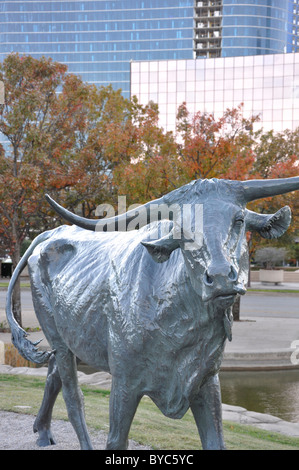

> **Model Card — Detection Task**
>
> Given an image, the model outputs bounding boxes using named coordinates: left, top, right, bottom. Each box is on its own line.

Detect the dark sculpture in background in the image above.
left=5, top=177, right=299, bottom=450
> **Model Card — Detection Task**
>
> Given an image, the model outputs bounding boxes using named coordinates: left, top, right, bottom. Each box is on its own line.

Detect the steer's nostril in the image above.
left=228, top=266, right=238, bottom=282
left=204, top=272, right=214, bottom=286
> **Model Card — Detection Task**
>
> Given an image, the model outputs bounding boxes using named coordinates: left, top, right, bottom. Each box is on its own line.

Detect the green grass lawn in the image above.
left=0, top=281, right=31, bottom=288
left=1, top=374, right=299, bottom=450
left=248, top=288, right=299, bottom=294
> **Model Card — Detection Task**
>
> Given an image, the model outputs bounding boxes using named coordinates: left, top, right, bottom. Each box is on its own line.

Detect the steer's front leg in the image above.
left=106, top=377, right=141, bottom=450
left=190, top=374, right=226, bottom=450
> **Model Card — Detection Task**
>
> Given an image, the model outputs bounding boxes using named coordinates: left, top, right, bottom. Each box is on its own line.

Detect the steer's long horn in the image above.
left=45, top=194, right=166, bottom=232
left=242, top=176, right=299, bottom=202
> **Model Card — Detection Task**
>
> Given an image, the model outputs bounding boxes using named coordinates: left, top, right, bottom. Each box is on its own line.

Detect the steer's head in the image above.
left=140, top=179, right=292, bottom=305
left=46, top=177, right=298, bottom=307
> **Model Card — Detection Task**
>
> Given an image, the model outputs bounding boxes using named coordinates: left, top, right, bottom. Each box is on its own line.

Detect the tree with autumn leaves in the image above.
left=0, top=54, right=85, bottom=323
left=113, top=102, right=260, bottom=203
left=1, top=53, right=299, bottom=326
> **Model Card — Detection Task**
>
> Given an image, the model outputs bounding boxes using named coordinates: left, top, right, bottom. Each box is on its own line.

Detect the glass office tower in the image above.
left=0, top=0, right=194, bottom=98
left=194, top=0, right=299, bottom=58
left=1, top=1, right=298, bottom=96
left=222, top=0, right=298, bottom=57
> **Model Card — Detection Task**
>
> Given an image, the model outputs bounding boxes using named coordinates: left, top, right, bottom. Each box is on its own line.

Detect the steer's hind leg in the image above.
left=33, top=354, right=62, bottom=446
left=106, top=377, right=141, bottom=450
left=190, top=374, right=226, bottom=450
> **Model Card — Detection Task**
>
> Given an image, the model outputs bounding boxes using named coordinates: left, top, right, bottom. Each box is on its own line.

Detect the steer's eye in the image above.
left=235, top=216, right=244, bottom=227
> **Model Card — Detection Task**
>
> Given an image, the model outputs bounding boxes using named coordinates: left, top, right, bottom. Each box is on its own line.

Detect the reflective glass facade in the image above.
left=131, top=53, right=299, bottom=133
left=1, top=1, right=298, bottom=97
left=0, top=1, right=194, bottom=98
left=222, top=0, right=298, bottom=57
left=194, top=0, right=299, bottom=59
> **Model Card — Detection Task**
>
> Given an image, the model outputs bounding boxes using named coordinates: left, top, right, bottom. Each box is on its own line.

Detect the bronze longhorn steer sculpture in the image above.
left=6, top=177, right=299, bottom=450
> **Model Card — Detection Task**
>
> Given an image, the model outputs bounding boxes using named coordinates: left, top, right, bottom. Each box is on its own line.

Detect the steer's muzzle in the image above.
left=203, top=261, right=246, bottom=303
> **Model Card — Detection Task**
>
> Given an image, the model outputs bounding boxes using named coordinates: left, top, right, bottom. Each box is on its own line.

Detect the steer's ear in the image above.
left=245, top=206, right=292, bottom=239
left=141, top=235, right=180, bottom=263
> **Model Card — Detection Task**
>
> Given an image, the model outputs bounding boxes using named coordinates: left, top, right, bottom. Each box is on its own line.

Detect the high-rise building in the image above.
left=195, top=1, right=299, bottom=59
left=0, top=1, right=298, bottom=98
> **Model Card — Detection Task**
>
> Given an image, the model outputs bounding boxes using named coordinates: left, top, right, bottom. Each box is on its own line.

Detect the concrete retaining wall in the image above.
left=250, top=270, right=299, bottom=283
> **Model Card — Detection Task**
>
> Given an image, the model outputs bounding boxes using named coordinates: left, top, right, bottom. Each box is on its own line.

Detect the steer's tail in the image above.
left=5, top=231, right=54, bottom=364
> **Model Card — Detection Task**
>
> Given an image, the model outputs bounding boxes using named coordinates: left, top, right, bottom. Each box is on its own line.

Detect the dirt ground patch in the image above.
left=0, top=410, right=150, bottom=450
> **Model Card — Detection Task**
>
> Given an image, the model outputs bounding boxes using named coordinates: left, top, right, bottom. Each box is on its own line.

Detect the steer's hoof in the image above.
left=36, top=429, right=57, bottom=447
